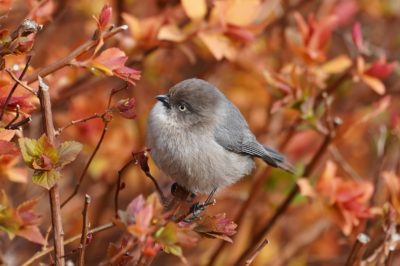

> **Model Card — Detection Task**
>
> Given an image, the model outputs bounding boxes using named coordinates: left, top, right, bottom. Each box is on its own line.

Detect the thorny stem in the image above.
left=114, top=159, right=135, bottom=218
left=0, top=56, right=32, bottom=121
left=24, top=25, right=128, bottom=84
left=38, top=77, right=65, bottom=266
left=77, top=194, right=91, bottom=266
left=235, top=132, right=334, bottom=265
left=21, top=223, right=114, bottom=266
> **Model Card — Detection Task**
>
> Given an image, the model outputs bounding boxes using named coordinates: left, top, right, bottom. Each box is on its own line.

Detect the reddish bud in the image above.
left=116, top=98, right=136, bottom=119
left=351, top=22, right=363, bottom=51
left=99, top=4, right=112, bottom=30
left=365, top=59, right=396, bottom=79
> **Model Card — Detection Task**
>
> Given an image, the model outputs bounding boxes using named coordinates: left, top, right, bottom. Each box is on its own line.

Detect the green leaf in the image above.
left=57, top=141, right=83, bottom=168
left=165, top=244, right=183, bottom=257
left=155, top=222, right=177, bottom=245
left=37, top=135, right=58, bottom=165
left=18, top=137, right=41, bottom=166
left=32, top=170, right=61, bottom=190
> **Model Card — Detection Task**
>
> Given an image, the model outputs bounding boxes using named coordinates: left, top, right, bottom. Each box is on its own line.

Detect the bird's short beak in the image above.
left=155, top=94, right=170, bottom=108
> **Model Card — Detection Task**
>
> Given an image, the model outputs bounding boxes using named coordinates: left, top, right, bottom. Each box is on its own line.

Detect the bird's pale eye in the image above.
left=178, top=104, right=187, bottom=112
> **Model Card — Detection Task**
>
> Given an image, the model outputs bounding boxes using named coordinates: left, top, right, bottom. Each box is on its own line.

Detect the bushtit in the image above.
left=147, top=78, right=293, bottom=199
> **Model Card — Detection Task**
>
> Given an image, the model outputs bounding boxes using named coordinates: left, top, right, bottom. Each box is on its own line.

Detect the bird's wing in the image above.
left=214, top=101, right=294, bottom=173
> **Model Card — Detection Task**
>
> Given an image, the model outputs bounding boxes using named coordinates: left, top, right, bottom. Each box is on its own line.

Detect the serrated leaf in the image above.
left=57, top=141, right=83, bottom=168
left=32, top=169, right=60, bottom=190
left=18, top=137, right=41, bottom=166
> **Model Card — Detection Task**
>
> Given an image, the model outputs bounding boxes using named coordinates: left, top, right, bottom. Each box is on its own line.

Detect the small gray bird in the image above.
left=147, top=78, right=293, bottom=198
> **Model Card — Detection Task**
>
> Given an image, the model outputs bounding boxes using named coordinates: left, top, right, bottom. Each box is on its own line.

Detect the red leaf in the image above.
left=116, top=98, right=136, bottom=119
left=98, top=4, right=112, bottom=30
left=365, top=59, right=396, bottom=79
left=351, top=22, right=363, bottom=51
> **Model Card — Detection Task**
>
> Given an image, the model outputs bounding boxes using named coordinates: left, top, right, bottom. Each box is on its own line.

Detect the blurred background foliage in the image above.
left=1, top=0, right=400, bottom=265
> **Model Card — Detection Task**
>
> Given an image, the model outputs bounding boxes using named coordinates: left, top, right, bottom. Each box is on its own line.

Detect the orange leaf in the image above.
left=181, top=0, right=206, bottom=21
left=198, top=31, right=236, bottom=61
left=360, top=74, right=386, bottom=95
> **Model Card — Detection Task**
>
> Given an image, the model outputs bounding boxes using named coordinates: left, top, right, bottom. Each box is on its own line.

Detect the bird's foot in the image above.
left=184, top=198, right=216, bottom=223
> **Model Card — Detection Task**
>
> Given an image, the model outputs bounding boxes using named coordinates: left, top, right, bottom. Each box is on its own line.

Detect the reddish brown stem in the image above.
left=38, top=77, right=65, bottom=266
left=24, top=25, right=127, bottom=84
left=77, top=194, right=91, bottom=266
left=114, top=159, right=135, bottom=218
left=235, top=132, right=333, bottom=265
left=0, top=56, right=32, bottom=121
left=345, top=234, right=370, bottom=266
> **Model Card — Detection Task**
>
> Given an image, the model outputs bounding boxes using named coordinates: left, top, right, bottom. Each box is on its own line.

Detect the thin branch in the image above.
left=7, top=116, right=31, bottom=129
left=143, top=170, right=167, bottom=204
left=77, top=194, right=91, bottom=266
left=5, top=104, right=20, bottom=128
left=235, top=132, right=333, bottom=265
left=22, top=223, right=114, bottom=266
left=5, top=69, right=37, bottom=95
left=114, top=159, right=135, bottom=218
left=61, top=119, right=109, bottom=208
left=244, top=239, right=268, bottom=266
left=38, top=76, right=65, bottom=266
left=24, top=25, right=128, bottom=84
left=56, top=113, right=103, bottom=135
left=0, top=56, right=32, bottom=121
left=345, top=233, right=371, bottom=266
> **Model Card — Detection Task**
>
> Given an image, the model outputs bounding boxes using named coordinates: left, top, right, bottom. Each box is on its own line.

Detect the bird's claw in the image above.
left=184, top=199, right=216, bottom=223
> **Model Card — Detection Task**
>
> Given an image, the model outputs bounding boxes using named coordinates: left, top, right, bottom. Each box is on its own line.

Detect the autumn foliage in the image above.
left=1, top=0, right=400, bottom=265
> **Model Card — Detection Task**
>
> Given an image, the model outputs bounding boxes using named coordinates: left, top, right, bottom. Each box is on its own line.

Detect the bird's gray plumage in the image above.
left=147, top=78, right=293, bottom=194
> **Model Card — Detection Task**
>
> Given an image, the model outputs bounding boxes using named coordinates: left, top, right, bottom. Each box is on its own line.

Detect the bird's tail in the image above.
left=262, top=146, right=295, bottom=174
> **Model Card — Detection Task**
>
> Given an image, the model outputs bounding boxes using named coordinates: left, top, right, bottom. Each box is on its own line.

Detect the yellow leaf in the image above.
left=215, top=0, right=260, bottom=27
left=198, top=31, right=236, bottom=61
left=122, top=13, right=141, bottom=40
left=321, top=55, right=352, bottom=74
left=157, top=24, right=186, bottom=42
left=361, top=74, right=385, bottom=95
left=181, top=0, right=206, bottom=21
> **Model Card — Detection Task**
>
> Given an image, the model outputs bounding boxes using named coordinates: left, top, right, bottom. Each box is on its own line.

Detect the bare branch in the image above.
left=22, top=223, right=114, bottom=266
left=24, top=25, right=128, bottom=84
left=38, top=76, right=65, bottom=266
left=114, top=159, right=135, bottom=218
left=346, top=234, right=370, bottom=266
left=5, top=69, right=37, bottom=95
left=77, top=194, right=91, bottom=266
left=5, top=104, right=20, bottom=128
left=56, top=113, right=103, bottom=136
left=0, top=56, right=32, bottom=121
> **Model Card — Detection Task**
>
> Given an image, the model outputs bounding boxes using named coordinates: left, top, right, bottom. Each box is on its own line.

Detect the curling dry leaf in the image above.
left=116, top=98, right=136, bottom=119
left=194, top=213, right=237, bottom=242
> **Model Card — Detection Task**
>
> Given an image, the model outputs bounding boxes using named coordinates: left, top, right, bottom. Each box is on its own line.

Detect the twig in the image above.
left=56, top=113, right=103, bottom=135
left=114, top=159, right=135, bottom=218
left=7, top=116, right=31, bottom=129
left=244, top=239, right=268, bottom=266
left=5, top=104, right=20, bottom=128
left=345, top=234, right=370, bottom=266
left=22, top=223, right=114, bottom=266
left=61, top=84, right=125, bottom=207
left=143, top=170, right=167, bottom=204
left=77, top=194, right=91, bottom=266
left=38, top=76, right=65, bottom=266
left=0, top=56, right=32, bottom=121
left=235, top=132, right=333, bottom=265
left=107, top=238, right=135, bottom=265
left=61, top=119, right=109, bottom=208
left=5, top=69, right=37, bottom=95
left=329, top=145, right=362, bottom=180
left=24, top=25, right=128, bottom=84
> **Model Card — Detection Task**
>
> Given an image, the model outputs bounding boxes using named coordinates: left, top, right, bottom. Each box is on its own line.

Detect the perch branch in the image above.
left=38, top=77, right=65, bottom=266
